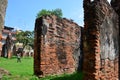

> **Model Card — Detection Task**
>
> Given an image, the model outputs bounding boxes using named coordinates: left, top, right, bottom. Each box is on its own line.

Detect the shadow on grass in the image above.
left=50, top=72, right=83, bottom=80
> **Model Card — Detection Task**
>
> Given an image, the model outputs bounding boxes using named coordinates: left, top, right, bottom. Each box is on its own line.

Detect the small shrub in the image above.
left=1, top=76, right=9, bottom=80
left=30, top=76, right=39, bottom=80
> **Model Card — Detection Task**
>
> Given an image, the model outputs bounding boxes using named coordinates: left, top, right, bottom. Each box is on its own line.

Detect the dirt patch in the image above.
left=0, top=68, right=11, bottom=78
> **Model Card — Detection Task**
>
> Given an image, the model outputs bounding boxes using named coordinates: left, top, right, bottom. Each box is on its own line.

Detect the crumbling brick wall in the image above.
left=0, top=0, right=8, bottom=56
left=0, top=0, right=7, bottom=33
left=111, top=0, right=120, bottom=39
left=34, top=15, right=82, bottom=76
left=111, top=0, right=120, bottom=18
left=111, top=0, right=120, bottom=78
left=83, top=0, right=119, bottom=80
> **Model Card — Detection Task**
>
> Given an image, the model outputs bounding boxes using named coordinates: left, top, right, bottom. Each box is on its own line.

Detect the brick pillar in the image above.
left=7, top=49, right=12, bottom=58
left=34, top=18, right=42, bottom=76
left=0, top=34, right=2, bottom=56
left=0, top=0, right=8, bottom=57
left=83, top=0, right=101, bottom=79
left=0, top=0, right=8, bottom=30
left=83, top=0, right=119, bottom=80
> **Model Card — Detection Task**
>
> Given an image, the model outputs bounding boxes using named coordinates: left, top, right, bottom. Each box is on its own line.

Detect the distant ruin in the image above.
left=34, top=0, right=119, bottom=79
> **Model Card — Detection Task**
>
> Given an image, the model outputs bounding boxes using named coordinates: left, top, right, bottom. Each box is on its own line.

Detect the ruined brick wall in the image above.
left=111, top=0, right=120, bottom=52
left=0, top=0, right=7, bottom=34
left=0, top=0, right=8, bottom=56
left=83, top=0, right=119, bottom=80
left=34, top=15, right=81, bottom=76
left=111, top=0, right=120, bottom=16
left=111, top=0, right=120, bottom=78
left=99, top=1, right=119, bottom=78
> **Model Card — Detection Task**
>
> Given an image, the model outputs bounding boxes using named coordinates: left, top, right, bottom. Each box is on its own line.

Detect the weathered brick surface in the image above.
left=34, top=15, right=81, bottom=76
left=0, top=0, right=7, bottom=33
left=0, top=34, right=2, bottom=56
left=6, top=34, right=13, bottom=58
left=83, top=0, right=119, bottom=80
left=0, top=0, right=7, bottom=56
left=111, top=0, right=120, bottom=79
left=111, top=0, right=120, bottom=16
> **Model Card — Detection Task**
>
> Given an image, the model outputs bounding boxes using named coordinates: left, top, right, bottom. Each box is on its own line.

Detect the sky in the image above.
left=5, top=0, right=111, bottom=31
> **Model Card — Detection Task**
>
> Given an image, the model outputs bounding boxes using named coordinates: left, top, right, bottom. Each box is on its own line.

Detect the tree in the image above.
left=36, top=9, right=51, bottom=18
left=28, top=31, right=34, bottom=49
left=36, top=8, right=63, bottom=18
left=51, top=8, right=63, bottom=18
left=16, top=30, right=34, bottom=50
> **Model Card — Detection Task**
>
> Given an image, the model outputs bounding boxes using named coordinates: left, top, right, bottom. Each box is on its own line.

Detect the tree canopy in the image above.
left=16, top=30, right=34, bottom=49
left=36, top=8, right=63, bottom=18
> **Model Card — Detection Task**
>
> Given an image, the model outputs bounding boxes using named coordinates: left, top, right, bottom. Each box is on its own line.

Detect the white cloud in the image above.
left=107, top=0, right=111, bottom=3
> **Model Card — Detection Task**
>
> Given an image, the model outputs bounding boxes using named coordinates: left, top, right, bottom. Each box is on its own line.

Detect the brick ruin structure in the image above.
left=0, top=0, right=7, bottom=32
left=111, top=0, right=120, bottom=27
left=34, top=15, right=82, bottom=76
left=34, top=0, right=119, bottom=79
left=83, top=0, right=119, bottom=80
left=5, top=33, right=13, bottom=58
left=0, top=0, right=8, bottom=56
left=111, top=0, right=120, bottom=67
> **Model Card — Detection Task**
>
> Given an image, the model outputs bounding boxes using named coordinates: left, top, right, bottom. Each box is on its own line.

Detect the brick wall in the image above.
left=0, top=0, right=8, bottom=33
left=0, top=0, right=8, bottom=56
left=111, top=0, right=120, bottom=78
left=34, top=15, right=82, bottom=76
left=34, top=0, right=119, bottom=79
left=83, top=0, right=119, bottom=80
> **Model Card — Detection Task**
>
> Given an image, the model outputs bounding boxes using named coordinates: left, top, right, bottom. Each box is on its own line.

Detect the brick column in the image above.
left=83, top=0, right=119, bottom=80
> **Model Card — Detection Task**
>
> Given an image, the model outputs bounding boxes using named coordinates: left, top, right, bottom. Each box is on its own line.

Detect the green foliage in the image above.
left=1, top=76, right=9, bottom=80
left=16, top=30, right=34, bottom=49
left=50, top=72, right=83, bottom=80
left=36, top=9, right=51, bottom=18
left=30, top=76, right=39, bottom=80
left=39, top=72, right=83, bottom=80
left=2, top=75, right=39, bottom=80
left=36, top=8, right=63, bottom=18
left=51, top=9, right=63, bottom=18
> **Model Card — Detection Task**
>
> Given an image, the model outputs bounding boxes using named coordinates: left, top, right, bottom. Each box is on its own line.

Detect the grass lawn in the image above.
left=0, top=57, right=35, bottom=80
left=0, top=57, right=83, bottom=80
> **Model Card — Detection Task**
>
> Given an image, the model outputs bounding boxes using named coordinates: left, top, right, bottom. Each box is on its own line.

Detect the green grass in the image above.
left=39, top=72, right=83, bottom=80
left=0, top=57, right=83, bottom=80
left=0, top=57, right=33, bottom=76
left=0, top=57, right=35, bottom=80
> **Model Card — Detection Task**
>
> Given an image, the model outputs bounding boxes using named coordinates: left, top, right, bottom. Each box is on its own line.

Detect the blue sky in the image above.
left=5, top=0, right=84, bottom=31
left=5, top=0, right=111, bottom=31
